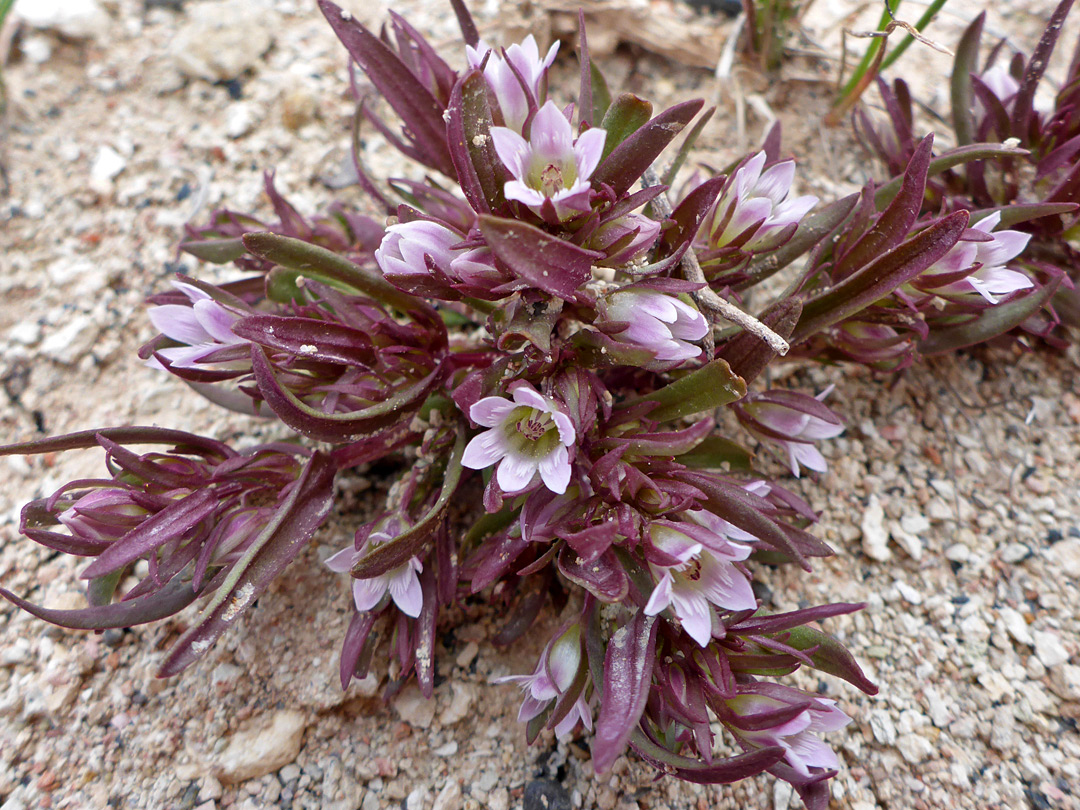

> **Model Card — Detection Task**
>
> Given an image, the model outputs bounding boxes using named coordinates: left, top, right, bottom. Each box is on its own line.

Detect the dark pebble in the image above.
left=523, top=779, right=572, bottom=810
left=102, top=628, right=125, bottom=647
left=1046, top=528, right=1063, bottom=543
left=681, top=0, right=743, bottom=15
left=175, top=182, right=192, bottom=202
left=222, top=79, right=244, bottom=100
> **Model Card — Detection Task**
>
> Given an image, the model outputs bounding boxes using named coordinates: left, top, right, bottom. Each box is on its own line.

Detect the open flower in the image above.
left=325, top=520, right=423, bottom=618
left=736, top=388, right=844, bottom=477
left=147, top=281, right=247, bottom=369
left=705, top=152, right=818, bottom=251
left=644, top=521, right=756, bottom=646
left=726, top=685, right=851, bottom=776
left=466, top=35, right=559, bottom=133
left=463, top=382, right=576, bottom=494
left=491, top=101, right=606, bottom=221
left=918, top=211, right=1033, bottom=304
left=494, top=624, right=591, bottom=738
left=600, top=289, right=708, bottom=363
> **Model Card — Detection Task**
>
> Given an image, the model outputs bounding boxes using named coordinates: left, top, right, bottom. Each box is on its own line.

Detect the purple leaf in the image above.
left=950, top=12, right=985, bottom=146
left=0, top=575, right=205, bottom=631
left=479, top=215, right=602, bottom=299
left=158, top=452, right=336, bottom=677
left=592, top=610, right=658, bottom=774
left=80, top=488, right=219, bottom=580
left=317, top=0, right=454, bottom=177
left=446, top=70, right=506, bottom=214
left=339, top=610, right=379, bottom=690
left=834, top=134, right=934, bottom=279
left=594, top=100, right=704, bottom=195
left=0, top=427, right=233, bottom=460
left=350, top=432, right=465, bottom=578
left=794, top=210, right=970, bottom=343
left=558, top=546, right=629, bottom=603
left=1011, top=0, right=1075, bottom=139
left=250, top=345, right=443, bottom=443
left=232, top=314, right=377, bottom=367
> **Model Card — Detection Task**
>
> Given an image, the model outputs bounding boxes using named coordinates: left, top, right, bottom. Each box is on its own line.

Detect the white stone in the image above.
left=439, top=682, right=476, bottom=726
left=1047, top=538, right=1080, bottom=578
left=433, top=741, right=458, bottom=757
left=431, top=779, right=463, bottom=810
left=1000, top=608, right=1033, bottom=646
left=392, top=684, right=435, bottom=729
left=1000, top=543, right=1031, bottom=563
left=40, top=315, right=100, bottom=365
left=895, top=581, right=923, bottom=606
left=861, top=495, right=891, bottom=561
left=900, top=513, right=930, bottom=535
left=895, top=732, right=934, bottom=764
left=169, top=0, right=275, bottom=82
left=21, top=35, right=54, bottom=64
left=889, top=521, right=923, bottom=561
left=211, top=710, right=307, bottom=784
left=89, top=145, right=126, bottom=193
left=14, top=0, right=109, bottom=40
left=6, top=320, right=41, bottom=346
left=944, top=543, right=970, bottom=563
left=772, top=779, right=794, bottom=810
left=1034, top=630, right=1070, bottom=669
left=869, top=710, right=897, bottom=745
left=1049, top=664, right=1080, bottom=701
left=225, top=104, right=258, bottom=139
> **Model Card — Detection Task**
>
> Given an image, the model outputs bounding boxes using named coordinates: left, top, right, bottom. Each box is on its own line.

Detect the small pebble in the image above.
left=523, top=780, right=572, bottom=810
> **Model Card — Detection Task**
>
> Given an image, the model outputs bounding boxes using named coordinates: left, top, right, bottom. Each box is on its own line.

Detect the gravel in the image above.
left=2, top=0, right=1079, bottom=809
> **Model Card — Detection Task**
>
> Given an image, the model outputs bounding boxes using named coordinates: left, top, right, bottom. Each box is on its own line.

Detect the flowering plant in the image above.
left=844, top=0, right=1080, bottom=361
left=2, top=1, right=1066, bottom=806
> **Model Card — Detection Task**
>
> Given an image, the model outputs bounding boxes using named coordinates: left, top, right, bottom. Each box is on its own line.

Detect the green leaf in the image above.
left=793, top=210, right=970, bottom=343
left=623, top=359, right=747, bottom=422
left=598, top=94, right=653, bottom=164
left=677, top=435, right=754, bottom=471
left=778, top=625, right=879, bottom=695
left=242, top=232, right=421, bottom=313
left=350, top=430, right=466, bottom=578
left=919, top=278, right=1062, bottom=355
left=179, top=237, right=247, bottom=264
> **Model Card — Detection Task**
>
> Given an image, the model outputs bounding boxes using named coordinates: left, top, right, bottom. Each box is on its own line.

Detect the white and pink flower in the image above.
left=644, top=521, right=756, bottom=647
left=491, top=101, right=606, bottom=221
left=728, top=686, right=851, bottom=776
left=705, top=151, right=818, bottom=251
left=462, top=382, right=576, bottom=495
left=148, top=281, right=247, bottom=369
left=494, top=624, right=591, bottom=738
left=325, top=521, right=423, bottom=618
left=466, top=35, right=559, bottom=133
left=375, top=220, right=500, bottom=286
left=738, top=388, right=844, bottom=478
left=600, top=289, right=708, bottom=364
left=920, top=211, right=1033, bottom=304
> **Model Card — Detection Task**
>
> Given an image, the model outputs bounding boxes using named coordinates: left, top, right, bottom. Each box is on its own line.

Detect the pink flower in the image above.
left=601, top=289, right=708, bottom=363
left=148, top=281, right=246, bottom=369
left=737, top=388, right=844, bottom=477
left=374, top=220, right=500, bottom=286
left=979, top=64, right=1020, bottom=107
left=58, top=488, right=151, bottom=544
left=491, top=101, right=606, bottom=221
left=462, top=382, right=576, bottom=495
left=325, top=521, right=423, bottom=618
left=494, top=624, right=591, bottom=738
left=920, top=211, right=1033, bottom=304
left=727, top=685, right=851, bottom=776
left=643, top=521, right=756, bottom=646
left=466, top=35, right=559, bottom=133
left=706, top=152, right=818, bottom=250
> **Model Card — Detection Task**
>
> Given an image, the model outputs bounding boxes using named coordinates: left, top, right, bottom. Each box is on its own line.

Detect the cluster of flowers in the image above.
left=0, top=2, right=1059, bottom=806
left=848, top=0, right=1080, bottom=364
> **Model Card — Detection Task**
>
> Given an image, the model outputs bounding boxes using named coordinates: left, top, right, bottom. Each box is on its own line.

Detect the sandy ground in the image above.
left=1, top=0, right=1078, bottom=809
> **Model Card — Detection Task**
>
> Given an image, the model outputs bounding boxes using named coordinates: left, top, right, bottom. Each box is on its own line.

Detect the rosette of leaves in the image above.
left=848, top=0, right=1080, bottom=356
